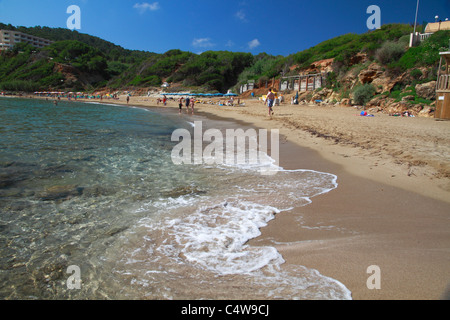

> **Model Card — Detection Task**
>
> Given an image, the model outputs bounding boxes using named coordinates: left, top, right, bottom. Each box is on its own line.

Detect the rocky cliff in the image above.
left=293, top=56, right=439, bottom=118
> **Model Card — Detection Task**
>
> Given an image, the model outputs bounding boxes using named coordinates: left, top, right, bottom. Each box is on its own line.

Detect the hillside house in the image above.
left=409, top=20, right=450, bottom=47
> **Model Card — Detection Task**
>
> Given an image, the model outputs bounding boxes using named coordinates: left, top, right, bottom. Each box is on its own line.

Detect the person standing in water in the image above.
left=178, top=96, right=184, bottom=114
left=185, top=96, right=190, bottom=113
left=190, top=98, right=195, bottom=115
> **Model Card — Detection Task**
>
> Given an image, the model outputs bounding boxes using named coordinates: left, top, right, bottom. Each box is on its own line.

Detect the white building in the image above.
left=410, top=20, right=450, bottom=47
left=0, top=30, right=53, bottom=51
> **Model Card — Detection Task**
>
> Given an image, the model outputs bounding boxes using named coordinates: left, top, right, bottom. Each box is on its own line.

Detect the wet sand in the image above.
left=192, top=98, right=450, bottom=300
left=254, top=137, right=450, bottom=300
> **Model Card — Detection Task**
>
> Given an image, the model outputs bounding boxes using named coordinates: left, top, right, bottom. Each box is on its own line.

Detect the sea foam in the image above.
left=121, top=148, right=349, bottom=299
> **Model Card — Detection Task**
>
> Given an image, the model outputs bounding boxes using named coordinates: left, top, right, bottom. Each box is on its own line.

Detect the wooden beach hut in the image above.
left=436, top=52, right=450, bottom=119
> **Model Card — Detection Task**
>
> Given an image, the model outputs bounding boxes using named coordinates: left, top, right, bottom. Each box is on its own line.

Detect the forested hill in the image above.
left=0, top=23, right=151, bottom=64
left=0, top=23, right=449, bottom=103
left=0, top=23, right=257, bottom=93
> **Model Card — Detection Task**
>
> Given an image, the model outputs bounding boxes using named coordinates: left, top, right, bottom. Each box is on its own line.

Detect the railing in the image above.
left=419, top=33, right=433, bottom=41
left=437, top=74, right=450, bottom=92
left=409, top=32, right=434, bottom=47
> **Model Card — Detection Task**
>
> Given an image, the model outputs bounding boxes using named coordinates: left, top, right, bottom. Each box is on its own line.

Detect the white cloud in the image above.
left=225, top=40, right=235, bottom=47
left=235, top=10, right=247, bottom=22
left=133, top=2, right=160, bottom=14
left=192, top=38, right=215, bottom=48
left=248, top=39, right=260, bottom=49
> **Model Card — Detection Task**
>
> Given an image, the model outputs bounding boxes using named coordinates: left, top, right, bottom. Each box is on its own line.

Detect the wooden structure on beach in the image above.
left=279, top=72, right=327, bottom=92
left=435, top=52, right=450, bottom=119
left=239, top=72, right=327, bottom=95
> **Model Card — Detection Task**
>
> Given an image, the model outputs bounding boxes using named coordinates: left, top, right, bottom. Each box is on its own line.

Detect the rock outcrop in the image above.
left=358, top=62, right=383, bottom=84
left=290, top=57, right=437, bottom=118
left=415, top=81, right=437, bottom=100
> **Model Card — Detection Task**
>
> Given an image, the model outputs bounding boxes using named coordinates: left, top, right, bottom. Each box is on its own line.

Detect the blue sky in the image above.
left=0, top=0, right=449, bottom=56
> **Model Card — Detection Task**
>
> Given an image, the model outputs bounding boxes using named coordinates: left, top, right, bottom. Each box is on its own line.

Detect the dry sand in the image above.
left=48, top=94, right=450, bottom=299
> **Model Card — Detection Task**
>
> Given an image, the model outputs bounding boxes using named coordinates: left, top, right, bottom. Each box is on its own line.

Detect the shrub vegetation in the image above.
left=353, top=84, right=376, bottom=105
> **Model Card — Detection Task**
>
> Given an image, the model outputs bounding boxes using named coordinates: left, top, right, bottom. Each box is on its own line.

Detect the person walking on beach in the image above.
left=163, top=95, right=167, bottom=106
left=127, top=95, right=130, bottom=104
left=266, top=89, right=275, bottom=116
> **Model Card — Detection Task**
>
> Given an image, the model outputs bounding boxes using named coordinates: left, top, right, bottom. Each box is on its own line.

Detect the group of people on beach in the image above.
left=156, top=95, right=167, bottom=106
left=178, top=96, right=195, bottom=115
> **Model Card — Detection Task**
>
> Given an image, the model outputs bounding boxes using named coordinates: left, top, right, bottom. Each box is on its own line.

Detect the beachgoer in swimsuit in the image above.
left=266, top=89, right=275, bottom=116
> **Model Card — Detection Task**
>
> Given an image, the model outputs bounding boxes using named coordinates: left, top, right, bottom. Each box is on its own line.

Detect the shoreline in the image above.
left=6, top=94, right=450, bottom=299
left=121, top=95, right=450, bottom=300
left=190, top=103, right=450, bottom=300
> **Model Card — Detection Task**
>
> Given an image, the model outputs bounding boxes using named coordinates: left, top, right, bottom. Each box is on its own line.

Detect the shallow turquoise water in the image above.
left=0, top=98, right=206, bottom=298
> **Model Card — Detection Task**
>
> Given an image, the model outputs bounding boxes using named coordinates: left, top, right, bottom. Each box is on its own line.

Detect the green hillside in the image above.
left=110, top=49, right=254, bottom=92
left=0, top=23, right=151, bottom=64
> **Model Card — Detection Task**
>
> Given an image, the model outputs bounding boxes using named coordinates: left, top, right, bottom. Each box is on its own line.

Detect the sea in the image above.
left=0, top=97, right=352, bottom=300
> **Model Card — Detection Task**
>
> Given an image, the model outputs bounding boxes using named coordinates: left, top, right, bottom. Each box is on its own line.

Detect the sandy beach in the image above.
left=34, top=93, right=450, bottom=299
